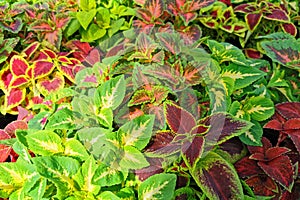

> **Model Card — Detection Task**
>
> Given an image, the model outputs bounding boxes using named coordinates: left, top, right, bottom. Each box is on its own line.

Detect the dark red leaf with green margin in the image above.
left=276, top=102, right=300, bottom=119
left=246, top=13, right=262, bottom=31
left=182, top=136, right=204, bottom=168
left=264, top=147, right=290, bottom=161
left=192, top=152, right=244, bottom=200
left=33, top=60, right=55, bottom=79
left=281, top=182, right=300, bottom=200
left=10, top=56, right=29, bottom=76
left=283, top=118, right=300, bottom=130
left=263, top=9, right=289, bottom=22
left=234, top=4, right=256, bottom=13
left=245, top=48, right=262, bottom=59
left=245, top=175, right=278, bottom=196
left=247, top=137, right=272, bottom=154
left=235, top=157, right=263, bottom=177
left=165, top=101, right=196, bottom=134
left=284, top=130, right=300, bottom=154
left=144, top=0, right=165, bottom=19
left=145, top=131, right=174, bottom=152
left=282, top=23, right=297, bottom=36
left=23, top=42, right=40, bottom=58
left=258, top=155, right=294, bottom=190
left=0, top=18, right=23, bottom=33
left=4, top=120, right=28, bottom=137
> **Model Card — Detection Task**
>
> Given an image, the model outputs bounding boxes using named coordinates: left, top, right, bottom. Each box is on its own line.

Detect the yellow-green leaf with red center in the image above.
left=36, top=72, right=65, bottom=96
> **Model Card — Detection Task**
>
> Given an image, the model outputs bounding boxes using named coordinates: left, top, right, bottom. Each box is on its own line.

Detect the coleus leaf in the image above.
left=143, top=104, right=165, bottom=130
left=156, top=32, right=182, bottom=55
left=245, top=13, right=262, bottom=31
left=32, top=60, right=55, bottom=80
left=128, top=89, right=152, bottom=106
left=77, top=9, right=97, bottom=30
left=235, top=157, right=263, bottom=178
left=29, top=20, right=52, bottom=31
left=23, top=42, right=40, bottom=59
left=0, top=130, right=11, bottom=162
left=138, top=173, right=176, bottom=200
left=10, top=56, right=30, bottom=77
left=144, top=0, right=165, bottom=20
left=243, top=96, right=274, bottom=121
left=64, top=139, right=89, bottom=161
left=36, top=71, right=65, bottom=96
left=4, top=120, right=28, bottom=137
left=165, top=101, right=196, bottom=134
left=181, top=135, right=205, bottom=168
left=281, top=23, right=297, bottom=37
left=0, top=17, right=23, bottom=33
left=191, top=152, right=244, bottom=200
left=263, top=9, right=289, bottom=22
left=5, top=88, right=26, bottom=113
left=119, top=146, right=149, bottom=169
left=178, top=24, right=201, bottom=45
left=45, top=108, right=75, bottom=130
left=258, top=155, right=294, bottom=191
left=245, top=175, right=278, bottom=197
left=275, top=102, right=300, bottom=119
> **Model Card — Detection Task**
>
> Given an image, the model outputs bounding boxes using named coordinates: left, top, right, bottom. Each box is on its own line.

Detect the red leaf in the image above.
left=6, top=88, right=25, bottom=108
left=10, top=56, right=30, bottom=76
left=282, top=23, right=297, bottom=36
left=4, top=120, right=28, bottom=137
left=264, top=9, right=289, bottom=22
left=10, top=76, right=29, bottom=87
left=40, top=49, right=57, bottom=59
left=244, top=48, right=262, bottom=59
left=248, top=137, right=272, bottom=154
left=235, top=157, right=263, bottom=177
left=245, top=175, right=278, bottom=196
left=145, top=131, right=174, bottom=152
left=33, top=60, right=55, bottom=79
left=180, top=12, right=196, bottom=26
left=276, top=102, right=300, bottom=119
left=144, top=0, right=164, bottom=19
left=182, top=136, right=204, bottom=167
left=55, top=14, right=70, bottom=29
left=264, top=119, right=282, bottom=130
left=265, top=147, right=290, bottom=161
left=249, top=153, right=265, bottom=161
left=72, top=40, right=93, bottom=55
left=246, top=13, right=262, bottom=31
left=234, top=4, right=256, bottom=13
left=23, top=42, right=40, bottom=58
left=283, top=118, right=300, bottom=130
left=284, top=130, right=300, bottom=154
left=0, top=145, right=11, bottom=162
left=30, top=20, right=52, bottom=31
left=165, top=101, right=196, bottom=134
left=258, top=155, right=294, bottom=190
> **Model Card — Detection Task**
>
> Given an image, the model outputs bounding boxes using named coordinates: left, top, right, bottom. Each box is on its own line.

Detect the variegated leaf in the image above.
left=64, top=139, right=89, bottom=161
left=119, top=146, right=149, bottom=169
left=36, top=71, right=65, bottom=96
left=243, top=96, right=274, bottom=121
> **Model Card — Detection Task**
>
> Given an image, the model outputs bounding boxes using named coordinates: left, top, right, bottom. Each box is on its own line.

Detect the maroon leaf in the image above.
left=258, top=155, right=294, bottom=190
left=264, top=119, right=282, bottom=130
left=276, top=102, right=300, bottom=119
left=4, top=120, right=28, bottom=137
left=23, top=42, right=40, bottom=58
left=247, top=137, right=272, bottom=154
left=135, top=157, right=163, bottom=181
left=234, top=4, right=257, bottom=13
left=244, top=48, right=262, bottom=59
left=182, top=136, right=204, bottom=167
left=235, top=157, right=263, bottom=177
left=263, top=9, right=289, bottom=22
left=281, top=23, right=297, bottom=36
left=284, top=118, right=300, bottom=130
left=284, top=130, right=300, bottom=154
left=264, top=147, right=290, bottom=161
left=245, top=13, right=262, bottom=31
left=165, top=101, right=196, bottom=134
left=245, top=175, right=278, bottom=196
left=145, top=131, right=174, bottom=152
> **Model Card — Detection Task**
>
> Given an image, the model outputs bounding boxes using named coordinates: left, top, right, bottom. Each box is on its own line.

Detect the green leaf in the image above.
left=77, top=9, right=97, bottom=30
left=94, top=75, right=126, bottom=109
left=74, top=156, right=100, bottom=194
left=46, top=108, right=75, bottom=130
left=222, top=63, right=266, bottom=90
left=138, top=173, right=177, bottom=200
left=28, top=178, right=47, bottom=200
left=26, top=130, right=64, bottom=156
left=191, top=152, right=244, bottom=200
left=119, top=146, right=149, bottom=169
left=64, top=139, right=89, bottom=161
left=79, top=0, right=96, bottom=11
left=243, top=96, right=275, bottom=121
left=32, top=156, right=80, bottom=199
left=97, top=107, right=113, bottom=128
left=12, top=141, right=31, bottom=163
left=81, top=24, right=106, bottom=42
left=92, top=162, right=127, bottom=187
left=119, top=115, right=155, bottom=150
left=65, top=19, right=81, bottom=37
left=108, top=18, right=125, bottom=37
left=239, top=120, right=263, bottom=146
left=98, top=191, right=121, bottom=200
left=96, top=8, right=111, bottom=28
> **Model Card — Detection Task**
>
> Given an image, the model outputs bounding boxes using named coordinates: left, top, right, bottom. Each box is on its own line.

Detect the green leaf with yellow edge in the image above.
left=92, top=162, right=127, bottom=187
left=118, top=115, right=155, bottom=150
left=64, top=139, right=89, bottom=161
left=191, top=152, right=244, bottom=200
left=138, top=173, right=177, bottom=200
left=26, top=130, right=64, bottom=156
left=74, top=156, right=100, bottom=195
left=222, top=63, right=266, bottom=90
left=94, top=75, right=126, bottom=110
left=119, top=146, right=149, bottom=170
left=243, top=96, right=274, bottom=121
left=32, top=156, right=80, bottom=199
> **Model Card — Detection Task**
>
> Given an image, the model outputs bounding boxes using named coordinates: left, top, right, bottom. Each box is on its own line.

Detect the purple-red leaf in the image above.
left=23, top=42, right=40, bottom=58
left=265, top=147, right=290, bottom=161
left=284, top=129, right=300, bottom=154
left=258, top=155, right=294, bottom=190
left=245, top=13, right=262, bottom=31
left=33, top=60, right=55, bottom=79
left=182, top=136, right=204, bottom=167
left=276, top=102, right=300, bottom=119
left=235, top=157, right=263, bottom=178
left=244, top=48, right=262, bottom=59
left=178, top=24, right=201, bottom=45
left=4, top=120, right=28, bottom=137
left=10, top=56, right=30, bottom=77
left=165, top=101, right=196, bottom=134
left=145, top=131, right=174, bottom=152
left=263, top=9, right=289, bottom=22
left=281, top=23, right=297, bottom=36
left=247, top=137, right=272, bottom=154
left=0, top=18, right=23, bottom=33
left=245, top=175, right=278, bottom=196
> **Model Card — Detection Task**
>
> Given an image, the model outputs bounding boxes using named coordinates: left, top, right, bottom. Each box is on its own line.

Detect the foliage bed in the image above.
left=0, top=0, right=299, bottom=199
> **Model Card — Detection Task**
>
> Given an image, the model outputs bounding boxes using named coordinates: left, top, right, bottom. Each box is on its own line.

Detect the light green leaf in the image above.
left=45, top=108, right=75, bottom=130
left=94, top=75, right=126, bottom=109
left=28, top=178, right=47, bottom=200
left=119, top=146, right=149, bottom=169
left=26, top=130, right=64, bottom=156
left=108, top=18, right=125, bottom=37
left=98, top=191, right=121, bottom=200
left=119, top=115, right=155, bottom=150
left=92, top=162, right=127, bottom=187
left=81, top=24, right=106, bottom=42
left=97, top=107, right=113, bottom=128
left=79, top=0, right=96, bottom=11
left=12, top=141, right=31, bottom=163
left=138, top=173, right=177, bottom=200
left=77, top=9, right=97, bottom=30
left=64, top=139, right=89, bottom=161
left=243, top=96, right=274, bottom=121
